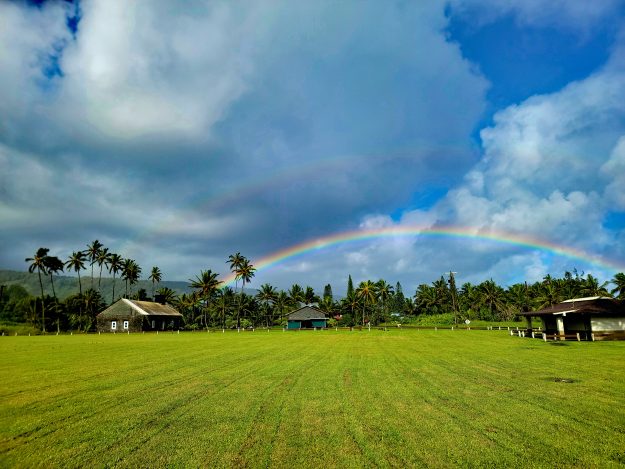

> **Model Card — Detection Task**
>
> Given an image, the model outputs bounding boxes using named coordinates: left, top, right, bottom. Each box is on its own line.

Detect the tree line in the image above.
left=1, top=242, right=624, bottom=332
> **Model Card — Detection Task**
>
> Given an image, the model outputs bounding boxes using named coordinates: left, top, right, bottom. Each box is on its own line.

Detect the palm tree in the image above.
left=85, top=240, right=104, bottom=289
left=214, top=287, right=234, bottom=329
left=127, top=261, right=142, bottom=297
left=44, top=255, right=64, bottom=333
left=155, top=286, right=177, bottom=304
left=107, top=253, right=123, bottom=304
left=26, top=247, right=49, bottom=332
left=356, top=280, right=377, bottom=326
left=478, top=279, right=507, bottom=320
left=95, top=247, right=110, bottom=292
left=235, top=259, right=256, bottom=328
left=274, top=291, right=290, bottom=325
left=121, top=258, right=133, bottom=297
left=65, top=251, right=86, bottom=322
left=288, top=284, right=304, bottom=308
left=189, top=270, right=221, bottom=329
left=227, top=252, right=245, bottom=294
left=256, top=284, right=277, bottom=327
left=581, top=274, right=610, bottom=297
left=149, top=266, right=162, bottom=299
left=611, top=272, right=625, bottom=298
left=376, top=280, right=394, bottom=324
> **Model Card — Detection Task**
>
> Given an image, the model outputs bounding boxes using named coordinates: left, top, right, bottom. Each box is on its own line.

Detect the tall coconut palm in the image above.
left=121, top=258, right=140, bottom=298
left=214, top=287, right=234, bottom=329
left=581, top=274, right=610, bottom=297
left=256, top=283, right=277, bottom=327
left=155, top=286, right=177, bottom=304
left=274, top=291, right=290, bottom=325
left=227, top=252, right=245, bottom=294
left=356, top=280, right=377, bottom=326
left=376, top=280, right=394, bottom=324
left=107, top=253, right=123, bottom=304
left=611, top=272, right=625, bottom=298
left=189, top=270, right=221, bottom=329
left=288, top=284, right=304, bottom=308
left=85, top=240, right=104, bottom=289
left=478, top=279, right=508, bottom=319
left=235, top=259, right=256, bottom=328
left=95, top=247, right=110, bottom=292
left=44, top=255, right=64, bottom=333
left=26, top=247, right=49, bottom=332
left=149, top=266, right=162, bottom=299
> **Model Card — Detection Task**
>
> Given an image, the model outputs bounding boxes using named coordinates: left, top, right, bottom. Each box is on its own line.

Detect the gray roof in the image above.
left=98, top=298, right=183, bottom=318
left=287, top=305, right=328, bottom=321
left=521, top=297, right=625, bottom=317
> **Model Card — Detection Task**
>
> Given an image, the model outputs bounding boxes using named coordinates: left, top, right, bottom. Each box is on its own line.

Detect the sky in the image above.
left=1, top=0, right=625, bottom=294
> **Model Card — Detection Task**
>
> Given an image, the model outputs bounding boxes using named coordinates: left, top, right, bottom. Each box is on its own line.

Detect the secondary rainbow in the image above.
left=220, top=226, right=624, bottom=286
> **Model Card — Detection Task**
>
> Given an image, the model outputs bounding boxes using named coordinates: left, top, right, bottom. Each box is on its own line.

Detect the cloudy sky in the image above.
left=2, top=0, right=625, bottom=294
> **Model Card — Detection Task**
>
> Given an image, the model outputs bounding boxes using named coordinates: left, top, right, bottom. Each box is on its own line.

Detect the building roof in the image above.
left=521, top=297, right=625, bottom=317
left=97, top=298, right=183, bottom=318
left=124, top=299, right=183, bottom=316
left=287, top=305, right=328, bottom=321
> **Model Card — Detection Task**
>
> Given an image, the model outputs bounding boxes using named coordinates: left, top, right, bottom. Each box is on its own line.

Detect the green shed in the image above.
left=287, top=305, right=328, bottom=329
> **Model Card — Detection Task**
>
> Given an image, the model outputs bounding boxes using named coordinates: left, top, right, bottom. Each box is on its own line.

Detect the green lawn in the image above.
left=1, top=330, right=624, bottom=468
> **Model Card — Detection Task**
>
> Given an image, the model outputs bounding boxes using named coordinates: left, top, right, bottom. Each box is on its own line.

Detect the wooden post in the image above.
left=576, top=332, right=580, bottom=341
left=543, top=333, right=547, bottom=342
left=591, top=333, right=595, bottom=341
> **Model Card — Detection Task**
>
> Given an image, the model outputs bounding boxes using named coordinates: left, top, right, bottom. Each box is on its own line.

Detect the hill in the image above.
left=0, top=270, right=258, bottom=302
left=0, top=269, right=193, bottom=301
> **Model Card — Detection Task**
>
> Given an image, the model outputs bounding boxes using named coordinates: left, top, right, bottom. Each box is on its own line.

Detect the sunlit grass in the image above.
left=1, top=330, right=624, bottom=467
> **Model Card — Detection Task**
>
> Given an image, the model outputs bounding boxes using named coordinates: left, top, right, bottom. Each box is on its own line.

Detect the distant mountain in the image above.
left=0, top=270, right=257, bottom=301
left=0, top=269, right=192, bottom=301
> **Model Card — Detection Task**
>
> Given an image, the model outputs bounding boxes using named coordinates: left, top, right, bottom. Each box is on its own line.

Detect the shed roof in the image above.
left=521, top=297, right=625, bottom=317
left=124, top=299, right=182, bottom=316
left=288, top=305, right=328, bottom=321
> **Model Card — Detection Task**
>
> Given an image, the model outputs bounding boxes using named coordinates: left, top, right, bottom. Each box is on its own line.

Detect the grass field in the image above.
left=1, top=330, right=624, bottom=468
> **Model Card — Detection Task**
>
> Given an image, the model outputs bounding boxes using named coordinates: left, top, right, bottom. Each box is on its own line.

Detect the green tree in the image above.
left=44, top=255, right=65, bottom=333
left=356, top=280, right=377, bottom=326
left=323, top=284, right=333, bottom=301
left=85, top=240, right=104, bottom=289
left=149, top=266, right=163, bottom=299
left=304, top=286, right=319, bottom=306
left=235, top=259, right=256, bottom=328
left=375, top=279, right=393, bottom=325
left=347, top=275, right=354, bottom=297
left=156, top=287, right=177, bottom=304
left=189, top=270, right=221, bottom=329
left=25, top=247, right=49, bottom=332
left=107, top=253, right=123, bottom=304
left=95, top=247, right=110, bottom=292
left=256, top=284, right=277, bottom=327
left=611, top=272, right=625, bottom=298
left=288, top=284, right=304, bottom=308
left=581, top=274, right=610, bottom=297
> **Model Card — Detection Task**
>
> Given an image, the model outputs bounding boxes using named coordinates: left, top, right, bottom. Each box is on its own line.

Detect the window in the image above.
left=151, top=320, right=155, bottom=329
left=111, top=321, right=117, bottom=330
left=123, top=320, right=129, bottom=330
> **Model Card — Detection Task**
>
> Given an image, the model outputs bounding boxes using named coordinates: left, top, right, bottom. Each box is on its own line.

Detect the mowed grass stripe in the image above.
left=1, top=331, right=624, bottom=467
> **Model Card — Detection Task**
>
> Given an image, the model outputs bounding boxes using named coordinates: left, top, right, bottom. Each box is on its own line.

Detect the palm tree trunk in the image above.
left=38, top=268, right=45, bottom=333
left=112, top=273, right=116, bottom=304
left=49, top=273, right=60, bottom=333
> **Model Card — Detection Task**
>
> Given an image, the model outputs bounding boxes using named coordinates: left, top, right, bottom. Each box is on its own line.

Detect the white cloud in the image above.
left=448, top=0, right=623, bottom=30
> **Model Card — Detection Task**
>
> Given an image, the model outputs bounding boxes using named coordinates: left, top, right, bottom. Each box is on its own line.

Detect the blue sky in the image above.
left=1, top=0, right=624, bottom=293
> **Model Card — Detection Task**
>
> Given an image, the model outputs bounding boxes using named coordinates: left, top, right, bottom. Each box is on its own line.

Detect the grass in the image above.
left=1, top=330, right=624, bottom=468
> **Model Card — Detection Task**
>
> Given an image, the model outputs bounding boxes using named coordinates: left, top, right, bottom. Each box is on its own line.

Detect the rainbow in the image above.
left=220, top=226, right=624, bottom=286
